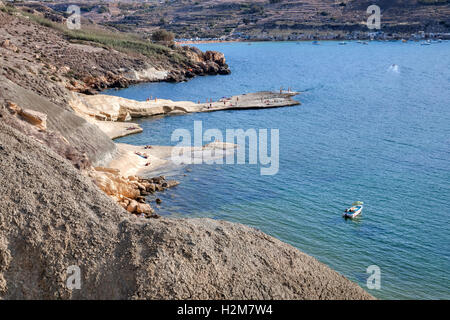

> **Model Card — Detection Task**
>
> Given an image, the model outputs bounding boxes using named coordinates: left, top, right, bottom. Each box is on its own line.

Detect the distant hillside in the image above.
left=32, top=0, right=450, bottom=39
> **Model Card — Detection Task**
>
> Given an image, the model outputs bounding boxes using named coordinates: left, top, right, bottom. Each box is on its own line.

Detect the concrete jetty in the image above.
left=200, top=91, right=300, bottom=112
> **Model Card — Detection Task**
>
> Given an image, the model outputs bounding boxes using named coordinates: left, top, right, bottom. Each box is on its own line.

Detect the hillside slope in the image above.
left=46, top=0, right=450, bottom=39
left=0, top=3, right=230, bottom=93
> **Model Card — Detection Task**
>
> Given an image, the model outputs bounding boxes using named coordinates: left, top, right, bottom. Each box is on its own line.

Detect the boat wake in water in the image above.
left=388, top=64, right=400, bottom=73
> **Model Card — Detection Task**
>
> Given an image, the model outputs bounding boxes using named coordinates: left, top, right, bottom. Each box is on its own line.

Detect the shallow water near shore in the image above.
left=108, top=41, right=450, bottom=300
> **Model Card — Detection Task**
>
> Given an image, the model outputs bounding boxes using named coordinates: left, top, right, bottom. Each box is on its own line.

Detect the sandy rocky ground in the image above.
left=0, top=3, right=374, bottom=299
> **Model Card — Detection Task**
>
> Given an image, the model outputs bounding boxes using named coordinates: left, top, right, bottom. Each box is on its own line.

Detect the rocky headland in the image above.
left=0, top=4, right=373, bottom=300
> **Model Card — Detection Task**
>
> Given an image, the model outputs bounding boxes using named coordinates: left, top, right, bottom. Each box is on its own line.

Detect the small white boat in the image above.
left=343, top=201, right=364, bottom=219
left=339, top=41, right=347, bottom=45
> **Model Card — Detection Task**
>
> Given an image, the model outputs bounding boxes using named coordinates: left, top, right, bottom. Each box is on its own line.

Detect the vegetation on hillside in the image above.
left=0, top=2, right=16, bottom=14
left=151, top=29, right=175, bottom=43
left=19, top=9, right=189, bottom=65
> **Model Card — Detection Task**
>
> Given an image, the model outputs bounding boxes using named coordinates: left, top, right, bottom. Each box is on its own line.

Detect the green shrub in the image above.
left=0, top=3, right=16, bottom=14
left=65, top=28, right=174, bottom=57
left=97, top=5, right=109, bottom=14
left=151, top=29, right=175, bottom=42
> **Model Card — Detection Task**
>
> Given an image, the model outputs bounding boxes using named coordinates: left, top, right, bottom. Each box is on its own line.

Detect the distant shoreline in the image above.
left=176, top=39, right=242, bottom=45
left=177, top=38, right=448, bottom=45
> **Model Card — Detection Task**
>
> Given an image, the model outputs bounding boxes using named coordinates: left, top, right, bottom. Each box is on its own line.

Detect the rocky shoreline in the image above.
left=87, top=141, right=238, bottom=221
left=90, top=167, right=180, bottom=219
left=68, top=90, right=299, bottom=219
left=68, top=46, right=232, bottom=94
left=0, top=4, right=374, bottom=300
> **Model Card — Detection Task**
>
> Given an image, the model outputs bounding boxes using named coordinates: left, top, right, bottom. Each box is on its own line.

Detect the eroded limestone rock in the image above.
left=6, top=101, right=47, bottom=131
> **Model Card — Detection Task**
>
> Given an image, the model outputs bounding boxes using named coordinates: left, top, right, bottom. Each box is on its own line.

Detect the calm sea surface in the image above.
left=108, top=41, right=450, bottom=299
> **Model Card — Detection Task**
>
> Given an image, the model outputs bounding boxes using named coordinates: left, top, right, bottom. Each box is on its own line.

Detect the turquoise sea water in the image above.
left=108, top=41, right=450, bottom=300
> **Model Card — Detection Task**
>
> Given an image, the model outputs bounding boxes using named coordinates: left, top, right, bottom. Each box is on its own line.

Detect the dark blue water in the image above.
left=108, top=41, right=450, bottom=300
